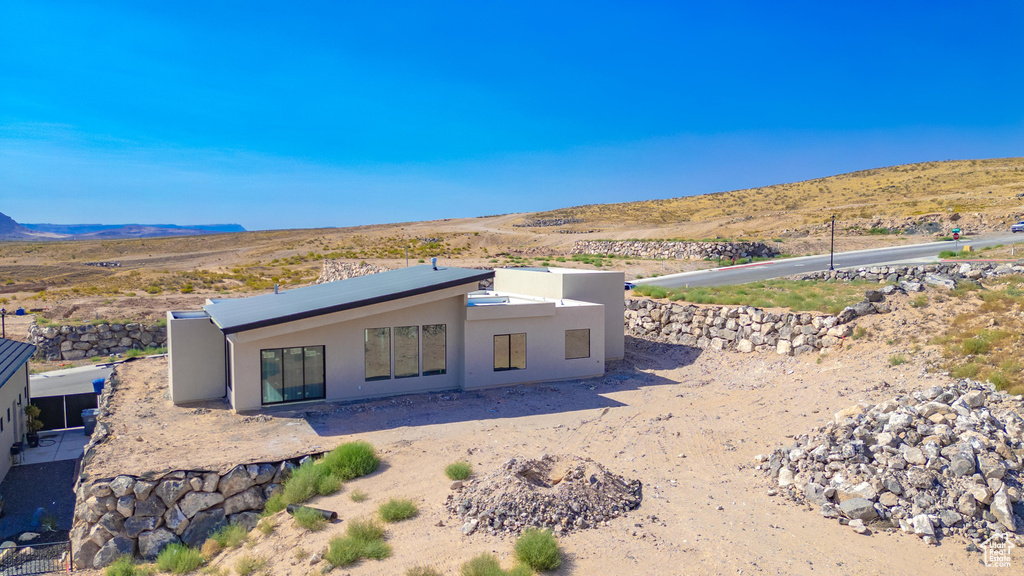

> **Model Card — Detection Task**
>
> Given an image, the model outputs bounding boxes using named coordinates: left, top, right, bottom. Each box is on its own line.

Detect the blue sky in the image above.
left=2, top=1, right=1022, bottom=230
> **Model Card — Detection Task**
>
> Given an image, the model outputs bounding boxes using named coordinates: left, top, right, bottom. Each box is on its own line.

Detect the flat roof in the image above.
left=205, top=265, right=494, bottom=334
left=0, top=338, right=36, bottom=391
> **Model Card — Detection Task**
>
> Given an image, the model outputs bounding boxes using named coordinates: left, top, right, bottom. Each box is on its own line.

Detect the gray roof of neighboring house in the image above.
left=0, top=338, right=36, bottom=390
left=205, top=265, right=494, bottom=334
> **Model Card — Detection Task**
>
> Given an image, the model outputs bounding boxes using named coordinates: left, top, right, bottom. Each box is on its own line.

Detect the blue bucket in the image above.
left=92, top=378, right=105, bottom=395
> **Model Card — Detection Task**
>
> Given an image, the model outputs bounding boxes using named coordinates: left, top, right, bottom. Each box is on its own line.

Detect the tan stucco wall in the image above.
left=463, top=302, right=604, bottom=389
left=226, top=285, right=472, bottom=412
left=493, top=268, right=625, bottom=359
left=168, top=313, right=227, bottom=404
left=1, top=363, right=30, bottom=482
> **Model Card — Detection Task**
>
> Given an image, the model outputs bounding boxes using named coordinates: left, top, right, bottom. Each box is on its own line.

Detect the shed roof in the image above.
left=205, top=265, right=494, bottom=334
left=0, top=338, right=35, bottom=390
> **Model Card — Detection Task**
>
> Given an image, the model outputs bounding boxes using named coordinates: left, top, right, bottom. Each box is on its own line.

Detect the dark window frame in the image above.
left=422, top=324, right=447, bottom=376
left=493, top=333, right=527, bottom=371
left=364, top=327, right=392, bottom=382
left=259, top=345, right=326, bottom=406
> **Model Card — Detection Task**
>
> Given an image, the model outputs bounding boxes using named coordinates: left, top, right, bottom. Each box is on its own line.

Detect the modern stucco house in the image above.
left=0, top=338, right=35, bottom=482
left=167, top=265, right=623, bottom=412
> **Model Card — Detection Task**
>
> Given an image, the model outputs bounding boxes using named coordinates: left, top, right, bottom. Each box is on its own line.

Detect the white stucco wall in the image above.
left=226, top=284, right=472, bottom=412
left=1, top=363, right=30, bottom=482
left=493, top=268, right=624, bottom=359
left=168, top=312, right=227, bottom=404
left=463, top=300, right=604, bottom=389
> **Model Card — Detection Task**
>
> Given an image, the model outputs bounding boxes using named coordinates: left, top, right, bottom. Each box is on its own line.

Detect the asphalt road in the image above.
left=635, top=233, right=1022, bottom=289
left=30, top=364, right=112, bottom=397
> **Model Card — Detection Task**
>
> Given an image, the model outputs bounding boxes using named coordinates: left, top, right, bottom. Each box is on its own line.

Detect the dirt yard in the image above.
left=76, top=289, right=1022, bottom=576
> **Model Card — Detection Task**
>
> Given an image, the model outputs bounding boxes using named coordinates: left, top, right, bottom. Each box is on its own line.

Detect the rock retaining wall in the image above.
left=27, top=323, right=166, bottom=361
left=796, top=261, right=1024, bottom=284
left=314, top=260, right=390, bottom=284
left=70, top=371, right=323, bottom=569
left=625, top=294, right=889, bottom=356
left=572, top=240, right=779, bottom=261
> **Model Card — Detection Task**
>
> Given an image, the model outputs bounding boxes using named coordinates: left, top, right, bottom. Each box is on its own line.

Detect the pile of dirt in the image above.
left=445, top=454, right=642, bottom=537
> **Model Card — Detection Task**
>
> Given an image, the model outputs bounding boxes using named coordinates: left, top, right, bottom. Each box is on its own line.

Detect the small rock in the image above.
left=848, top=519, right=868, bottom=534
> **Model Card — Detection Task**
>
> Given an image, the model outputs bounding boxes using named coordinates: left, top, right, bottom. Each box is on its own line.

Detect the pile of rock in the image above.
left=572, top=240, right=780, bottom=261
left=315, top=260, right=390, bottom=284
left=626, top=286, right=897, bottom=355
left=797, top=262, right=1024, bottom=286
left=28, top=322, right=166, bottom=361
left=758, top=380, right=1024, bottom=545
left=513, top=218, right=584, bottom=228
left=446, top=455, right=642, bottom=537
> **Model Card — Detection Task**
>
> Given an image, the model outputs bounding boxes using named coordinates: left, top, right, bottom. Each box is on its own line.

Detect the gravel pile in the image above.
left=758, top=380, right=1024, bottom=545
left=445, top=454, right=642, bottom=537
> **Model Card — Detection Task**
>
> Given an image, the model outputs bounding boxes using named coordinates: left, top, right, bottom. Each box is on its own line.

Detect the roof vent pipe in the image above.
left=431, top=257, right=437, bottom=270
left=274, top=283, right=279, bottom=294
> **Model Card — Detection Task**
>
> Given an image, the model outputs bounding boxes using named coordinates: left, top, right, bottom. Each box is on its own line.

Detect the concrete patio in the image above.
left=16, top=429, right=89, bottom=466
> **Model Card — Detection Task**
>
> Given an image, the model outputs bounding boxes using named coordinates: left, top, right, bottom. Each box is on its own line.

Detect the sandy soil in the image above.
left=77, top=291, right=1022, bottom=576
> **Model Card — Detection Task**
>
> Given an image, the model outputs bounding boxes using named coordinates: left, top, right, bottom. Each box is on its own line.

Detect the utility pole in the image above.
left=1, top=308, right=5, bottom=339
left=829, top=214, right=836, bottom=271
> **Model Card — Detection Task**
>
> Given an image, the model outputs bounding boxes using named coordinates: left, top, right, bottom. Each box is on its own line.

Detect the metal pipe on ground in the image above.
left=286, top=504, right=338, bottom=521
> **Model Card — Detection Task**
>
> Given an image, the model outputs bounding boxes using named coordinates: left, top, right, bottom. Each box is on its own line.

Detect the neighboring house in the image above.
left=0, top=338, right=35, bottom=482
left=168, top=265, right=623, bottom=412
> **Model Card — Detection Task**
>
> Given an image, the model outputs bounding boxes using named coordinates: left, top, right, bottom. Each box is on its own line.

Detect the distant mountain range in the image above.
left=0, top=211, right=245, bottom=240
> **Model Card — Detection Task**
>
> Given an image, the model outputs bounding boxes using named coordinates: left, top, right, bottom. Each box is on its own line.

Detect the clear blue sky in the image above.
left=2, top=1, right=1022, bottom=230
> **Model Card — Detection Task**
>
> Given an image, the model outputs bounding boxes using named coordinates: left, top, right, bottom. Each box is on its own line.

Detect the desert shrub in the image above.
left=324, top=518, right=391, bottom=567
left=962, top=337, right=990, bottom=355
left=952, top=362, right=981, bottom=378
left=255, top=516, right=276, bottom=535
left=350, top=489, right=368, bottom=502
left=321, top=441, right=380, bottom=480
left=208, top=523, right=247, bottom=549
left=910, top=295, right=928, bottom=308
left=282, top=460, right=341, bottom=504
left=852, top=326, right=868, bottom=340
left=379, top=498, right=418, bottom=522
left=407, top=567, right=444, bottom=576
left=233, top=556, right=267, bottom=576
left=199, top=539, right=221, bottom=559
left=459, top=554, right=532, bottom=576
left=155, top=543, right=204, bottom=574
left=889, top=355, right=908, bottom=366
left=105, top=556, right=154, bottom=576
left=293, top=548, right=309, bottom=562
left=445, top=461, right=472, bottom=480
left=514, top=528, right=562, bottom=571
left=939, top=250, right=957, bottom=258
left=262, top=493, right=286, bottom=515
left=292, top=506, right=327, bottom=531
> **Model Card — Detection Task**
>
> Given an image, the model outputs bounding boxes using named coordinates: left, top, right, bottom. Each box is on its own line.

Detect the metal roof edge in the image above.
left=219, top=270, right=493, bottom=335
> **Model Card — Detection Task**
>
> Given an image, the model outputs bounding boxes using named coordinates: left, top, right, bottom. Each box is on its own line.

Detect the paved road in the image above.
left=30, top=364, right=112, bottom=397
left=635, top=233, right=1021, bottom=289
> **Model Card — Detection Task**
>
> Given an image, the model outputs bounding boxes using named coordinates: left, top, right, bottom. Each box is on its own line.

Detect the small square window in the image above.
left=565, top=329, right=590, bottom=359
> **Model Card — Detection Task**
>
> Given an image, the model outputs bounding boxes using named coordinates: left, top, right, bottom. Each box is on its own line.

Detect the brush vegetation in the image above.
left=264, top=441, right=379, bottom=514
left=378, top=498, right=419, bottom=522
left=105, top=556, right=154, bottom=576
left=460, top=554, right=533, bottom=576
left=292, top=506, right=328, bottom=531
left=324, top=518, right=392, bottom=567
left=633, top=279, right=877, bottom=315
left=514, top=528, right=562, bottom=571
left=155, top=543, right=204, bottom=574
left=445, top=461, right=473, bottom=480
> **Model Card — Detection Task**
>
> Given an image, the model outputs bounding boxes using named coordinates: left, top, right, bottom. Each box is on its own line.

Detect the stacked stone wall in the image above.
left=573, top=240, right=779, bottom=261
left=27, top=323, right=166, bottom=361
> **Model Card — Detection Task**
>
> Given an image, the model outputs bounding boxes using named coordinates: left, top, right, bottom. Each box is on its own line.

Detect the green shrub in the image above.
left=233, top=555, right=267, bottom=576
left=105, top=556, right=154, bottom=576
left=910, top=295, right=928, bottom=308
left=962, top=337, right=990, bottom=355
left=379, top=498, right=418, bottom=522
left=282, top=460, right=341, bottom=504
left=208, top=523, right=248, bottom=549
left=256, top=517, right=276, bottom=535
left=263, top=493, right=286, bottom=515
left=292, top=506, right=327, bottom=531
left=350, top=489, right=368, bottom=502
left=322, top=441, right=380, bottom=480
left=852, top=326, right=868, bottom=340
left=460, top=554, right=532, bottom=576
left=155, top=543, right=205, bottom=574
left=445, top=461, right=472, bottom=480
left=514, top=528, right=562, bottom=571
left=951, top=362, right=981, bottom=378
left=889, top=355, right=908, bottom=366
left=324, top=518, right=391, bottom=567
left=939, top=250, right=957, bottom=258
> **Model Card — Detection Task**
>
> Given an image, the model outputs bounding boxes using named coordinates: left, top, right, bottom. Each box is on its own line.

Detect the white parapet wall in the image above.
left=167, top=311, right=227, bottom=404
left=493, top=267, right=624, bottom=359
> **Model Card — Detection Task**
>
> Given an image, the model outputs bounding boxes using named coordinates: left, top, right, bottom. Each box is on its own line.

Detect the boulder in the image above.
left=181, top=508, right=226, bottom=548
left=219, top=466, right=255, bottom=498
left=164, top=505, right=190, bottom=536
left=949, top=454, right=976, bottom=477
left=93, top=536, right=134, bottom=569
left=990, top=487, right=1017, bottom=532
left=229, top=511, right=261, bottom=532
left=124, top=516, right=161, bottom=538
left=72, top=538, right=100, bottom=570
left=838, top=498, right=877, bottom=521
left=110, top=476, right=136, bottom=498
left=178, top=491, right=225, bottom=518
left=223, top=487, right=265, bottom=516
left=134, top=497, right=168, bottom=518
left=139, top=529, right=180, bottom=561
left=134, top=480, right=156, bottom=501
left=155, top=478, right=191, bottom=507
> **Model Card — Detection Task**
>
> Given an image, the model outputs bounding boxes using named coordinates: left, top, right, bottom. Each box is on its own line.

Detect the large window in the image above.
left=422, top=324, right=447, bottom=376
left=565, top=329, right=591, bottom=359
left=494, top=333, right=526, bottom=371
left=365, top=328, right=392, bottom=381
left=261, top=346, right=325, bottom=405
left=394, top=326, right=420, bottom=379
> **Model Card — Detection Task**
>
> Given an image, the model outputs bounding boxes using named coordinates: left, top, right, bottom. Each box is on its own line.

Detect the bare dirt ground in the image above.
left=79, top=292, right=1020, bottom=575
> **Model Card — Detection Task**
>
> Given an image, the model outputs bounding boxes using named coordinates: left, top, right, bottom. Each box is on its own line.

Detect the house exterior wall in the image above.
left=493, top=268, right=625, bottom=359
left=226, top=285, right=472, bottom=412
left=1, top=364, right=30, bottom=482
left=167, top=313, right=227, bottom=404
left=463, top=302, right=604, bottom=389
